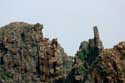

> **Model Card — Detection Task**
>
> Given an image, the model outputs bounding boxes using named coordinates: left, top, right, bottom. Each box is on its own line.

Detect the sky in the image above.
left=0, top=0, right=125, bottom=56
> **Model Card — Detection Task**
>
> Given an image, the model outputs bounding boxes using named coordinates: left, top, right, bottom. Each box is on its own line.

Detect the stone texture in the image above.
left=0, top=22, right=125, bottom=83
left=0, top=22, right=72, bottom=83
left=69, top=26, right=125, bottom=83
left=91, top=41, right=125, bottom=83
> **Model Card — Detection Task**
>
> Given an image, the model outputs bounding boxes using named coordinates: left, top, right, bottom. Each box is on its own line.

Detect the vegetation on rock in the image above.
left=0, top=22, right=72, bottom=83
left=0, top=22, right=125, bottom=83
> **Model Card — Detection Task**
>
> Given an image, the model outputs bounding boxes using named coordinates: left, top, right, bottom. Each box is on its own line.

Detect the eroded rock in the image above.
left=0, top=22, right=71, bottom=83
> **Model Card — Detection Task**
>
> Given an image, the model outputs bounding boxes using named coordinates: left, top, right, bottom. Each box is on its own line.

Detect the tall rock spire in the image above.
left=93, top=26, right=100, bottom=40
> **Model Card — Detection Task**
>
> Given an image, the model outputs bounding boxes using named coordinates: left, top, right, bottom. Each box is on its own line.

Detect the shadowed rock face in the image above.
left=0, top=22, right=72, bottom=83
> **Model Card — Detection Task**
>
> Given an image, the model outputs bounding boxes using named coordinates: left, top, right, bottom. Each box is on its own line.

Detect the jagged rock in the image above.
left=91, top=42, right=125, bottom=83
left=0, top=22, right=125, bottom=83
left=0, top=22, right=71, bottom=83
left=70, top=27, right=125, bottom=83
left=87, top=26, right=104, bottom=65
left=66, top=26, right=104, bottom=83
left=79, top=41, right=88, bottom=50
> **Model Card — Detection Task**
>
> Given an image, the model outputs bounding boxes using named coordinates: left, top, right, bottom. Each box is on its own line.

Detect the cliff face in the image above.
left=0, top=22, right=125, bottom=83
left=91, top=42, right=125, bottom=83
left=0, top=22, right=72, bottom=83
left=66, top=26, right=103, bottom=83
left=70, top=27, right=125, bottom=83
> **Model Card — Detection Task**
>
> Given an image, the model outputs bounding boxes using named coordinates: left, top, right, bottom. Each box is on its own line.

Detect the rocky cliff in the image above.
left=0, top=22, right=125, bottom=83
left=0, top=22, right=72, bottom=83
left=91, top=41, right=125, bottom=83
left=70, top=26, right=125, bottom=83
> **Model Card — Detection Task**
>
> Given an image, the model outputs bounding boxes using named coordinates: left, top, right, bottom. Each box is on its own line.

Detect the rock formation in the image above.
left=0, top=22, right=125, bottom=83
left=71, top=26, right=125, bottom=83
left=87, top=26, right=104, bottom=65
left=66, top=26, right=103, bottom=83
left=0, top=22, right=72, bottom=83
left=91, top=42, right=125, bottom=83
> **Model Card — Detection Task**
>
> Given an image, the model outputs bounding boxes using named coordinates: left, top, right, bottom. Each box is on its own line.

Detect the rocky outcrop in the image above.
left=70, top=26, right=125, bottom=83
left=0, top=22, right=72, bottom=83
left=0, top=22, right=125, bottom=83
left=91, top=43, right=125, bottom=83
left=67, top=26, right=103, bottom=83
left=87, top=26, right=104, bottom=65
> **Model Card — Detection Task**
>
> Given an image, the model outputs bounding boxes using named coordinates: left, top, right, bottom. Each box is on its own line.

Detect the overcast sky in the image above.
left=0, top=0, right=125, bottom=56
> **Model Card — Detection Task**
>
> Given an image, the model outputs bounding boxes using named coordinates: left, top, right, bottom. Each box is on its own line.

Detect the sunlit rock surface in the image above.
left=0, top=22, right=72, bottom=83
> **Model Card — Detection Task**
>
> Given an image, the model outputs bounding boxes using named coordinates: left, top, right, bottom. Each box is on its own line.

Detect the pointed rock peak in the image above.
left=93, top=26, right=100, bottom=40
left=93, top=26, right=98, bottom=33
